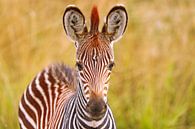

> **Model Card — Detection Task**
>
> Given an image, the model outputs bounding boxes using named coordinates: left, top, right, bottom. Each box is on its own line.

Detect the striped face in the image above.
left=76, top=33, right=114, bottom=102
left=63, top=5, right=128, bottom=114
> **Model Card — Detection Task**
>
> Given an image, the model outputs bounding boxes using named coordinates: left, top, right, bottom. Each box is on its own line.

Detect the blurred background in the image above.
left=0, top=0, right=195, bottom=129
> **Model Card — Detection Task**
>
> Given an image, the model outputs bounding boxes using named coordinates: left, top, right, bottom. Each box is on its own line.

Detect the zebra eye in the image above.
left=76, top=62, right=83, bottom=71
left=108, top=62, right=115, bottom=71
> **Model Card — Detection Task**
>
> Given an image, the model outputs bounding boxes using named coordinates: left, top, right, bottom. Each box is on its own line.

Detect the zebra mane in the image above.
left=90, top=5, right=99, bottom=34
left=50, top=63, right=77, bottom=90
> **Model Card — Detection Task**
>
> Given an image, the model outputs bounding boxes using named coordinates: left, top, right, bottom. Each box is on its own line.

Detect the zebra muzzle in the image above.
left=86, top=97, right=107, bottom=120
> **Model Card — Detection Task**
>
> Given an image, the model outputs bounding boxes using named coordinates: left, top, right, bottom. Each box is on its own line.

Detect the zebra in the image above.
left=18, top=4, right=128, bottom=129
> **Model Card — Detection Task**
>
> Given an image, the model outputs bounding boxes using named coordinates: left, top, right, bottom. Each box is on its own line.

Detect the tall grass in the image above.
left=0, top=0, right=194, bottom=129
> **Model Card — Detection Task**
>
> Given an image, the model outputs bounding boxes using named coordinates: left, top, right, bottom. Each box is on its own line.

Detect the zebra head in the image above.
left=63, top=5, right=128, bottom=119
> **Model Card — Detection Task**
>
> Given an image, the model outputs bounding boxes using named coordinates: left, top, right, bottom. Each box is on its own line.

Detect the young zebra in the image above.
left=18, top=5, right=128, bottom=129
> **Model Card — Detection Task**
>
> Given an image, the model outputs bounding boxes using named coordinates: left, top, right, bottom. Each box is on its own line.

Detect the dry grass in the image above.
left=0, top=0, right=195, bottom=129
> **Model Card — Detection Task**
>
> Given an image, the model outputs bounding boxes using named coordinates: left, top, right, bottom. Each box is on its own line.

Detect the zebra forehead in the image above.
left=77, top=35, right=113, bottom=59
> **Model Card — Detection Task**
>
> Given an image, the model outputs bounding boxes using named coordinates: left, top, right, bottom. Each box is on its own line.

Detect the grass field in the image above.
left=0, top=0, right=195, bottom=129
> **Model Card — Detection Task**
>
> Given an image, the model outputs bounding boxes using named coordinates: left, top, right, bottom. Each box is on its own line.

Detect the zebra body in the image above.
left=19, top=64, right=116, bottom=129
left=19, top=4, right=128, bottom=129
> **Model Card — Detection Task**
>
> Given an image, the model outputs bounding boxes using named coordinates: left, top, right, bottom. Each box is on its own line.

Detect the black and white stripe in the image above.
left=18, top=64, right=116, bottom=129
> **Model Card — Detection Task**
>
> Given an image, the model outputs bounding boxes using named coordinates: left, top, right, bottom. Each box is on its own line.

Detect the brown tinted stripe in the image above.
left=26, top=85, right=41, bottom=128
left=39, top=70, right=51, bottom=123
left=21, top=91, right=36, bottom=124
left=18, top=106, right=34, bottom=129
left=48, top=68, right=56, bottom=111
left=31, top=76, right=47, bottom=128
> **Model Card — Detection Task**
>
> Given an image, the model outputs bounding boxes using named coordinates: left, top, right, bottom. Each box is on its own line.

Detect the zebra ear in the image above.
left=63, top=5, right=87, bottom=43
left=102, top=5, right=128, bottom=43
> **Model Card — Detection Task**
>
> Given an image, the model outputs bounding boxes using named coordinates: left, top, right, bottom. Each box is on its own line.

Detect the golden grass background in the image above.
left=0, top=0, right=195, bottom=129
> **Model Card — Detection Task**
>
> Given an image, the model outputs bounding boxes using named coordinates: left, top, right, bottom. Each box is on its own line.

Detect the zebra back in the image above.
left=18, top=64, right=76, bottom=129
